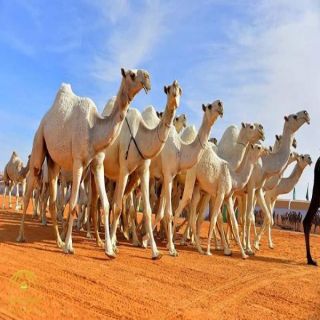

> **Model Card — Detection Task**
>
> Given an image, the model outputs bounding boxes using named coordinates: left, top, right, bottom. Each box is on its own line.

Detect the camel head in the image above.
left=298, top=154, right=312, bottom=168
left=239, top=123, right=264, bottom=145
left=202, top=100, right=223, bottom=125
left=208, top=137, right=218, bottom=145
left=284, top=110, right=310, bottom=133
left=121, top=68, right=151, bottom=102
left=164, top=80, right=182, bottom=111
left=173, top=114, right=187, bottom=133
left=248, top=144, right=268, bottom=163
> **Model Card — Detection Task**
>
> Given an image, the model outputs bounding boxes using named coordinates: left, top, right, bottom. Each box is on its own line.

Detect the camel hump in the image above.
left=180, top=125, right=197, bottom=143
left=102, top=96, right=116, bottom=117
left=141, top=105, right=159, bottom=127
left=59, top=83, right=72, bottom=93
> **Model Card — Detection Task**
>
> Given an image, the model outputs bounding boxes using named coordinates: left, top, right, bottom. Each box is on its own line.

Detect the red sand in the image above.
left=0, top=196, right=319, bottom=320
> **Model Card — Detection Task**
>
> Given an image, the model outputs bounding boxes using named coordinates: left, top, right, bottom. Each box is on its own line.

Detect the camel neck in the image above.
left=179, top=115, right=214, bottom=171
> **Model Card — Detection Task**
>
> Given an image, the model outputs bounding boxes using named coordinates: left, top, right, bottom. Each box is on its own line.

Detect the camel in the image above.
left=173, top=114, right=187, bottom=133
left=175, top=141, right=267, bottom=258
left=147, top=100, right=224, bottom=256
left=89, top=80, right=182, bottom=259
left=303, top=156, right=320, bottom=265
left=265, top=154, right=312, bottom=216
left=2, top=152, right=30, bottom=210
left=16, top=68, right=151, bottom=258
left=245, top=111, right=310, bottom=254
left=174, top=122, right=265, bottom=242
left=216, top=123, right=265, bottom=170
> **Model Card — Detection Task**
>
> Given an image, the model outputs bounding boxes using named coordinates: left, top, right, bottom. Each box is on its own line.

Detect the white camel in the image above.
left=265, top=154, right=312, bottom=225
left=17, top=68, right=151, bottom=258
left=147, top=101, right=224, bottom=256
left=244, top=111, right=310, bottom=254
left=2, top=152, right=30, bottom=210
left=89, top=80, right=182, bottom=259
left=174, top=136, right=268, bottom=257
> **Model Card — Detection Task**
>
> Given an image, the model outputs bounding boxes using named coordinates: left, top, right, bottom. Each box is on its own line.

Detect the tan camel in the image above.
left=245, top=111, right=310, bottom=254
left=147, top=101, right=224, bottom=256
left=90, top=80, right=182, bottom=259
left=16, top=68, right=151, bottom=258
left=2, top=152, right=30, bottom=210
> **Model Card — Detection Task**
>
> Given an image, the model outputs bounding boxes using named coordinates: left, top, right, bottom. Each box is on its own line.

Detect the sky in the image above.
left=0, top=0, right=319, bottom=200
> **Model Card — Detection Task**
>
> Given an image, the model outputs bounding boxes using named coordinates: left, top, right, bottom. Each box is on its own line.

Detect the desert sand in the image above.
left=0, top=196, right=319, bottom=320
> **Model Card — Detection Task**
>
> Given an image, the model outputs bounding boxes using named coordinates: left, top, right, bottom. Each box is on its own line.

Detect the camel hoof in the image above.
left=307, top=259, right=317, bottom=266
left=215, top=246, right=223, bottom=251
left=253, top=241, right=260, bottom=251
left=206, top=250, right=212, bottom=256
left=242, top=254, right=249, bottom=260
left=86, top=233, right=93, bottom=239
left=169, top=250, right=179, bottom=257
left=105, top=251, right=116, bottom=259
left=224, top=248, right=232, bottom=256
left=180, top=240, right=187, bottom=246
left=97, top=240, right=104, bottom=248
left=246, top=249, right=255, bottom=256
left=123, top=230, right=130, bottom=241
left=132, top=240, right=141, bottom=247
left=16, top=235, right=26, bottom=243
left=63, top=247, right=75, bottom=254
left=269, top=243, right=274, bottom=249
left=113, top=246, right=119, bottom=254
left=152, top=253, right=163, bottom=260
left=142, top=236, right=149, bottom=249
left=41, top=221, right=48, bottom=226
left=57, top=240, right=65, bottom=248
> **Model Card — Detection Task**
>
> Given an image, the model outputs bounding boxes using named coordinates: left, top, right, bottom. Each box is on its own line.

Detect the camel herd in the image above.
left=1, top=68, right=312, bottom=261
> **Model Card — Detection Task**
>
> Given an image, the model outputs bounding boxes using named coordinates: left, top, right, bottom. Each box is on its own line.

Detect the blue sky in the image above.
left=0, top=0, right=319, bottom=200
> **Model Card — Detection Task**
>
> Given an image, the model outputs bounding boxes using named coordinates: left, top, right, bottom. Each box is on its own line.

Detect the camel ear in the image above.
left=130, top=72, right=136, bottom=81
left=276, top=134, right=280, bottom=141
left=251, top=144, right=254, bottom=149
left=284, top=115, right=289, bottom=121
left=241, top=122, right=245, bottom=128
left=121, top=68, right=126, bottom=77
left=202, top=104, right=206, bottom=112
left=164, top=86, right=168, bottom=94
left=179, top=87, right=182, bottom=96
left=269, top=146, right=273, bottom=151
left=156, top=111, right=160, bottom=118
left=160, top=112, right=163, bottom=117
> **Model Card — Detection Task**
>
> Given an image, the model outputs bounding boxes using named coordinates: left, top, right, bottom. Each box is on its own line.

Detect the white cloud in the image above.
left=90, top=0, right=171, bottom=82
left=182, top=0, right=320, bottom=199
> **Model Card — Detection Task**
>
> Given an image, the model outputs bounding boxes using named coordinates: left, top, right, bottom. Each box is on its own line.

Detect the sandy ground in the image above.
left=0, top=196, right=319, bottom=320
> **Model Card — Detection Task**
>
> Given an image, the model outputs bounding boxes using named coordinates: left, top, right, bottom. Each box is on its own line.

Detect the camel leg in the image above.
left=40, top=183, right=49, bottom=226
left=139, top=165, right=161, bottom=259
left=207, top=193, right=225, bottom=256
left=128, top=193, right=140, bottom=247
left=91, top=161, right=114, bottom=257
left=163, top=175, right=178, bottom=256
left=15, top=183, right=20, bottom=210
left=16, top=173, right=40, bottom=243
left=110, top=172, right=129, bottom=251
left=245, top=188, right=255, bottom=255
left=226, top=197, right=248, bottom=259
left=2, top=184, right=7, bottom=209
left=46, top=159, right=65, bottom=249
left=152, top=184, right=166, bottom=232
left=254, top=188, right=273, bottom=250
left=189, top=185, right=204, bottom=254
left=8, top=183, right=14, bottom=208
left=196, top=193, right=210, bottom=239
left=173, top=169, right=196, bottom=237
left=62, top=160, right=83, bottom=254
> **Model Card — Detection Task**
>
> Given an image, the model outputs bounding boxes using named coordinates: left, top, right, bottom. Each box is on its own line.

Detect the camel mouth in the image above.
left=142, top=83, right=150, bottom=94
left=218, top=109, right=224, bottom=117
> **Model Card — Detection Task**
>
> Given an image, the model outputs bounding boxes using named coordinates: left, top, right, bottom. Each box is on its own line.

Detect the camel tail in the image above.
left=304, top=157, right=320, bottom=222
